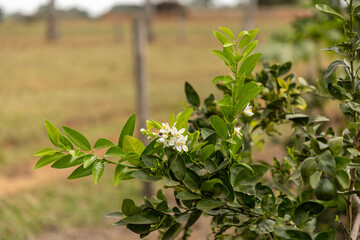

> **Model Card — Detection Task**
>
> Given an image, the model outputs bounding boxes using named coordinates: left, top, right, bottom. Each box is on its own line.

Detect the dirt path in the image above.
left=0, top=164, right=70, bottom=198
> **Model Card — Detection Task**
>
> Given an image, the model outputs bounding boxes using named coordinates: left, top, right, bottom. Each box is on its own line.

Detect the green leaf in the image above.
left=183, top=169, right=201, bottom=191
left=321, top=46, right=346, bottom=56
left=209, top=115, right=228, bottom=139
left=328, top=83, right=344, bottom=100
left=169, top=113, right=176, bottom=127
left=185, top=82, right=200, bottom=107
left=336, top=170, right=350, bottom=189
left=222, top=75, right=234, bottom=84
left=84, top=155, right=98, bottom=168
left=63, top=126, right=91, bottom=151
left=278, top=198, right=293, bottom=218
left=34, top=152, right=65, bottom=169
left=122, top=199, right=142, bottom=216
left=211, top=50, right=231, bottom=66
left=317, top=150, right=336, bottom=178
left=105, top=146, right=126, bottom=158
left=170, top=154, right=185, bottom=181
left=92, top=161, right=105, bottom=184
left=314, top=229, right=336, bottom=240
left=301, top=157, right=318, bottom=185
left=94, top=138, right=114, bottom=150
left=175, top=108, right=193, bottom=132
left=325, top=60, right=346, bottom=79
left=219, top=27, right=235, bottom=40
left=348, top=147, right=360, bottom=156
left=113, top=165, right=127, bottom=186
left=34, top=147, right=57, bottom=157
left=275, top=226, right=312, bottom=240
left=234, top=164, right=270, bottom=186
left=45, top=120, right=61, bottom=148
left=162, top=176, right=180, bottom=186
left=199, top=144, right=215, bottom=163
left=238, top=29, right=258, bottom=49
left=279, top=62, right=292, bottom=76
left=197, top=199, right=223, bottom=211
left=176, top=191, right=202, bottom=200
left=213, top=30, right=231, bottom=44
left=293, top=201, right=325, bottom=228
left=236, top=192, right=256, bottom=208
left=238, top=53, right=262, bottom=76
left=118, top=114, right=136, bottom=147
left=241, top=40, right=258, bottom=61
left=234, top=85, right=263, bottom=114
left=131, top=169, right=161, bottom=182
left=51, top=154, right=83, bottom=169
left=68, top=164, right=93, bottom=179
left=161, top=223, right=181, bottom=240
left=218, top=94, right=231, bottom=106
left=316, top=4, right=346, bottom=22
left=212, top=76, right=223, bottom=84
left=328, top=137, right=343, bottom=157
left=123, top=136, right=145, bottom=155
left=201, top=128, right=215, bottom=140
left=286, top=114, right=309, bottom=126
left=310, top=171, right=322, bottom=189
left=335, top=156, right=350, bottom=170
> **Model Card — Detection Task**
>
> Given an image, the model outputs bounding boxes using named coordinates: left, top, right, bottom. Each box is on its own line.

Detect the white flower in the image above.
left=174, top=135, right=188, bottom=152
left=140, top=128, right=146, bottom=134
left=160, top=123, right=171, bottom=134
left=156, top=137, right=169, bottom=147
left=234, top=127, right=243, bottom=139
left=244, top=103, right=254, bottom=117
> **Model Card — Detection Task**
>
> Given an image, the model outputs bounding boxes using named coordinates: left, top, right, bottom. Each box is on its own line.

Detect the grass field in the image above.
left=0, top=7, right=313, bottom=239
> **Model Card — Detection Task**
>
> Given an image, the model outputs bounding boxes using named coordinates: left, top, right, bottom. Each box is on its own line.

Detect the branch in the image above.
left=351, top=195, right=360, bottom=240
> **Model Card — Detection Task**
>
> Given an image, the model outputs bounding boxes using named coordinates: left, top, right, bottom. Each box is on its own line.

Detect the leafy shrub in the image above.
left=35, top=1, right=360, bottom=239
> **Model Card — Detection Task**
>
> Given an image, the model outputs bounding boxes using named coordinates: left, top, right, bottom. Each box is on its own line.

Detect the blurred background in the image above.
left=0, top=0, right=345, bottom=239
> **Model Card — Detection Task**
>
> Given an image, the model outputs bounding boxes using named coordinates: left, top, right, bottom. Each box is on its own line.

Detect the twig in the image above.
left=351, top=195, right=360, bottom=240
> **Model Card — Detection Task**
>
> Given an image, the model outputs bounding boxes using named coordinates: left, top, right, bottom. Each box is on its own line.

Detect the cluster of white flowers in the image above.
left=141, top=122, right=188, bottom=152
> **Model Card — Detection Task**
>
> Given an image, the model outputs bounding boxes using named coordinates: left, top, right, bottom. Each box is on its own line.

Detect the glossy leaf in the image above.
left=238, top=53, right=262, bottom=76
left=113, top=165, right=127, bottom=186
left=316, top=4, right=346, bottom=22
left=209, top=115, right=228, bottom=139
left=197, top=199, right=223, bottom=211
left=34, top=152, right=65, bottom=169
left=68, top=164, right=93, bottom=179
left=123, top=136, right=145, bottom=155
left=63, top=126, right=91, bottom=151
left=185, top=82, right=200, bottom=107
left=94, top=138, right=114, bottom=150
left=118, top=114, right=136, bottom=148
left=92, top=161, right=105, bottom=184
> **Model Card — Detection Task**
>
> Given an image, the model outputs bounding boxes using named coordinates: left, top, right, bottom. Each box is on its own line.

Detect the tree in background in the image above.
left=191, top=0, right=213, bottom=8
left=46, top=0, right=59, bottom=42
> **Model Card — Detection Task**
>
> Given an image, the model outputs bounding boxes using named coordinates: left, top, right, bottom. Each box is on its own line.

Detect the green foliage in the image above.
left=35, top=3, right=360, bottom=238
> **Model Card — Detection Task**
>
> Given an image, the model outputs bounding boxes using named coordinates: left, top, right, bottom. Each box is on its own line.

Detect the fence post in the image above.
left=133, top=15, right=153, bottom=198
left=46, top=0, right=59, bottom=42
left=144, top=0, right=155, bottom=42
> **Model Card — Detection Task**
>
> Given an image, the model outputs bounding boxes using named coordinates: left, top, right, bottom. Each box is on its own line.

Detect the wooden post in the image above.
left=133, top=16, right=153, bottom=198
left=46, top=0, right=59, bottom=42
left=243, top=0, right=258, bottom=30
left=144, top=0, right=155, bottom=42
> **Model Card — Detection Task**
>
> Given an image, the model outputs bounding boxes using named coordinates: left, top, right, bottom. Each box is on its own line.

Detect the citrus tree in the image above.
left=35, top=1, right=360, bottom=239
